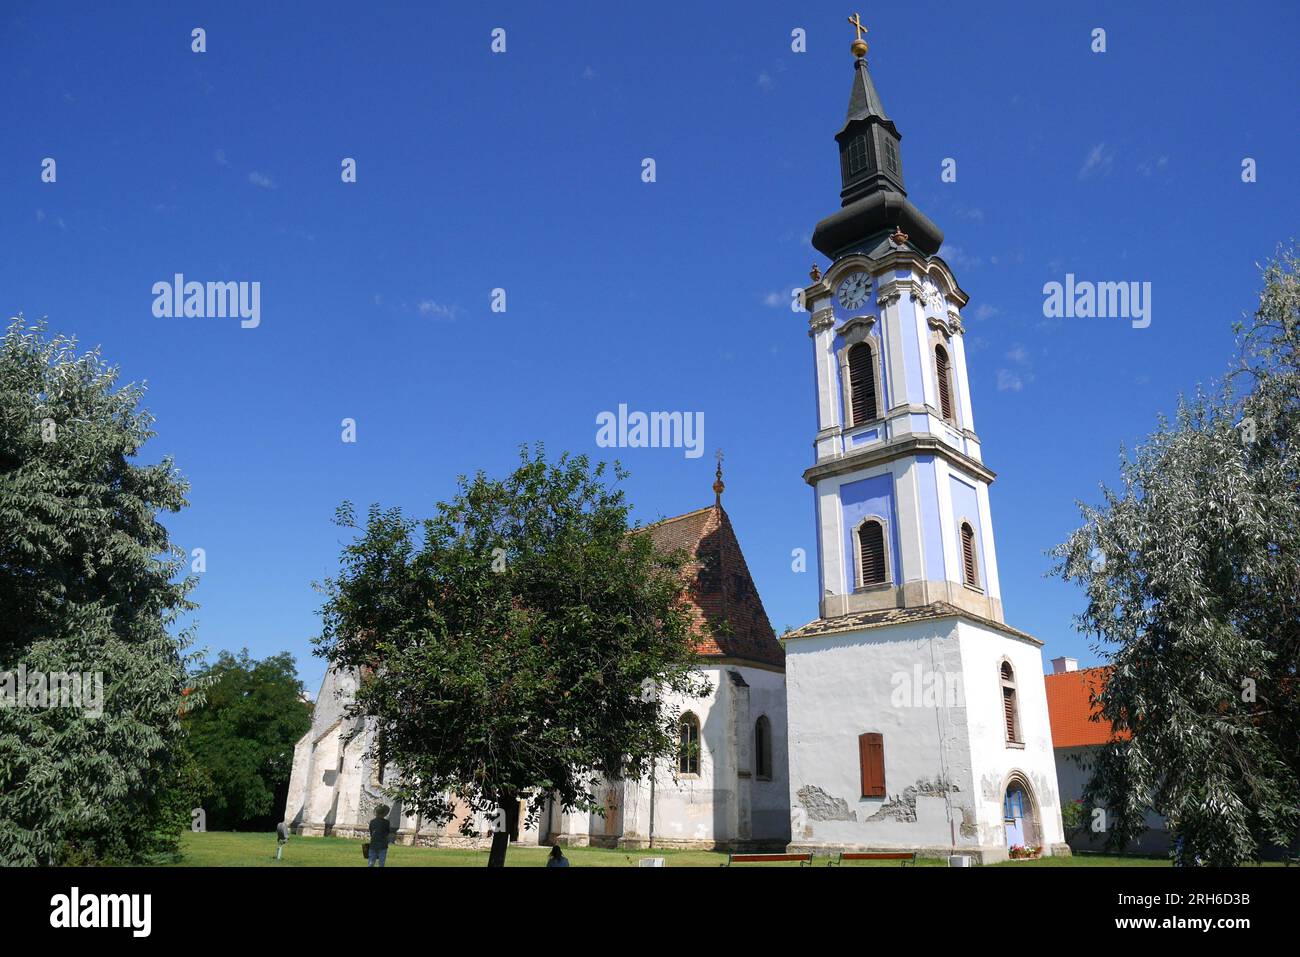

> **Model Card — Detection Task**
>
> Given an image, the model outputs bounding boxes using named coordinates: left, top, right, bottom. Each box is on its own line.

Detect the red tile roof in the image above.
left=639, top=504, right=784, bottom=670
left=1044, top=666, right=1129, bottom=748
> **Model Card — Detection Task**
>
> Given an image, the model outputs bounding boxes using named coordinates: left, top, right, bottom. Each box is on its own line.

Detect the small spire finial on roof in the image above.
left=713, top=449, right=725, bottom=506
left=847, top=12, right=868, bottom=60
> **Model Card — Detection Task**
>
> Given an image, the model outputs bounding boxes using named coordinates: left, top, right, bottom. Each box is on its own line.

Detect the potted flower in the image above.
left=1008, top=844, right=1041, bottom=860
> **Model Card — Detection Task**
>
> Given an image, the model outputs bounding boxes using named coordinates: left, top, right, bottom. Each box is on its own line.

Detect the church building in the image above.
left=284, top=465, right=791, bottom=851
left=780, top=20, right=1067, bottom=862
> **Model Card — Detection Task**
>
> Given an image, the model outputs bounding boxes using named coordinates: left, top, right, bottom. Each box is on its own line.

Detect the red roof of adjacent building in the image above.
left=1044, top=665, right=1129, bottom=747
left=639, top=504, right=784, bottom=670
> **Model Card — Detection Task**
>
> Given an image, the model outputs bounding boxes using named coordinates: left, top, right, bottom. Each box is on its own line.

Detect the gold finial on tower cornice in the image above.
left=847, top=12, right=869, bottom=59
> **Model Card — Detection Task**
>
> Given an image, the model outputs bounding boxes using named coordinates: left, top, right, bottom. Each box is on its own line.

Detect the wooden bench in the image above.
left=830, top=851, right=917, bottom=866
left=722, top=852, right=814, bottom=867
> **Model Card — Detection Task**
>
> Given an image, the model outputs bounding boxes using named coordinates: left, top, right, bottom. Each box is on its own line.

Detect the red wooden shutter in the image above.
left=936, top=346, right=953, bottom=421
left=848, top=343, right=878, bottom=424
left=859, top=521, right=886, bottom=586
left=859, top=732, right=886, bottom=797
left=1003, top=688, right=1017, bottom=741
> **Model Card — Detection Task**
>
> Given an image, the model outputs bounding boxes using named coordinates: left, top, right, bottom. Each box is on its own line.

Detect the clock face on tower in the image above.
left=836, top=271, right=871, bottom=311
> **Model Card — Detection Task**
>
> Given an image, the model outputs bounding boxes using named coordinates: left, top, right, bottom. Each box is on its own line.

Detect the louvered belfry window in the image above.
left=960, top=521, right=978, bottom=588
left=1000, top=663, right=1020, bottom=743
left=859, top=519, right=887, bottom=586
left=848, top=342, right=878, bottom=424
left=935, top=345, right=954, bottom=422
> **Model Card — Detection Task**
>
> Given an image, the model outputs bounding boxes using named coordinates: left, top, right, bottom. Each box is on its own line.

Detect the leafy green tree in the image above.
left=1053, top=248, right=1300, bottom=864
left=0, top=318, right=202, bottom=864
left=185, top=649, right=312, bottom=830
left=316, top=446, right=705, bottom=866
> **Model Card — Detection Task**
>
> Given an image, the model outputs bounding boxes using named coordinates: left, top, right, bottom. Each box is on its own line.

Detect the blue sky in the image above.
left=4, top=2, right=1297, bottom=694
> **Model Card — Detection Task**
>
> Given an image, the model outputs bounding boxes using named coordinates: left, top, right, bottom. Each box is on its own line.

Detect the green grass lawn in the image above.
left=176, top=831, right=1176, bottom=867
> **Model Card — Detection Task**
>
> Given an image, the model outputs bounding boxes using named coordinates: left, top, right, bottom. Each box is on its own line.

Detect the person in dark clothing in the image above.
left=546, top=845, right=569, bottom=867
left=368, top=805, right=392, bottom=868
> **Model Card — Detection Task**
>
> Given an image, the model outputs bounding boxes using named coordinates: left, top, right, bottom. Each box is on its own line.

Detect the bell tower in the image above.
left=798, top=18, right=1001, bottom=624
left=782, top=17, right=1067, bottom=862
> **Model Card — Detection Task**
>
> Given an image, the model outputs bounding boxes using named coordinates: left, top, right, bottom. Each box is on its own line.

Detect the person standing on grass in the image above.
left=546, top=845, right=569, bottom=867
left=368, top=805, right=393, bottom=868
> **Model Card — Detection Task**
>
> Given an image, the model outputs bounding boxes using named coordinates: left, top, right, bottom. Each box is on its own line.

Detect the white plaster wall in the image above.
left=786, top=619, right=979, bottom=851
left=619, top=665, right=791, bottom=847
left=745, top=665, right=792, bottom=843
left=956, top=620, right=1065, bottom=855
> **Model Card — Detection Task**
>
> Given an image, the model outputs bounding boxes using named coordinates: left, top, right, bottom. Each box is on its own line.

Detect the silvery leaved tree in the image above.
left=0, top=318, right=204, bottom=865
left=316, top=446, right=705, bottom=867
left=1053, top=247, right=1300, bottom=864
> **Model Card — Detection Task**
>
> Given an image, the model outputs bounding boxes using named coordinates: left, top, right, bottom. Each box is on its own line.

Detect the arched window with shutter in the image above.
left=847, top=341, right=878, bottom=425
left=960, top=520, right=979, bottom=589
left=935, top=344, right=955, bottom=422
left=857, top=517, right=888, bottom=587
left=754, top=715, right=772, bottom=781
left=678, top=712, right=701, bottom=775
left=1000, top=662, right=1021, bottom=744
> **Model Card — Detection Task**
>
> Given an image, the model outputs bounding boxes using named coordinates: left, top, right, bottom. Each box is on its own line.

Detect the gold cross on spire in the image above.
left=847, top=12, right=869, bottom=59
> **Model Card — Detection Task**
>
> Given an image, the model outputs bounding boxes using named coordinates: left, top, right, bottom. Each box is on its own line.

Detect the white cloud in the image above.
left=1078, top=143, right=1115, bottom=180
left=248, top=171, right=277, bottom=189
left=996, top=369, right=1024, bottom=392
left=972, top=303, right=998, bottom=321
left=943, top=245, right=983, bottom=271
left=582, top=66, right=596, bottom=81
left=762, top=291, right=785, bottom=308
left=418, top=300, right=458, bottom=321
left=757, top=71, right=774, bottom=92
left=1137, top=155, right=1169, bottom=177
left=215, top=148, right=228, bottom=166
left=1005, top=343, right=1029, bottom=364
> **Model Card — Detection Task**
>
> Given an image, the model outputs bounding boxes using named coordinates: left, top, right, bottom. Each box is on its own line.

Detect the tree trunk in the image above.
left=486, top=794, right=519, bottom=868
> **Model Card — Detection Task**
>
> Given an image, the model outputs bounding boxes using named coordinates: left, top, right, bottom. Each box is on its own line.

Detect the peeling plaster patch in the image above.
left=914, top=777, right=958, bottom=798
left=866, top=794, right=916, bottom=823
left=866, top=778, right=959, bottom=824
left=797, top=785, right=857, bottom=822
left=981, top=774, right=1003, bottom=801
left=1030, top=771, right=1059, bottom=810
left=959, top=807, right=979, bottom=838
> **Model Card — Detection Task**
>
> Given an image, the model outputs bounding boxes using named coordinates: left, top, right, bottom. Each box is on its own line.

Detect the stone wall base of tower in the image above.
left=786, top=840, right=1071, bottom=865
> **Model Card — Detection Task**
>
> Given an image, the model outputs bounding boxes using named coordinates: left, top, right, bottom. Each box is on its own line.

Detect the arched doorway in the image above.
left=1003, top=775, right=1040, bottom=851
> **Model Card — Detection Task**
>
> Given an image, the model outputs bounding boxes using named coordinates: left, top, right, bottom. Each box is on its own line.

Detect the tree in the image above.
left=1053, top=247, right=1300, bottom=864
left=315, top=446, right=705, bottom=866
left=185, top=649, right=312, bottom=831
left=0, top=317, right=203, bottom=864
